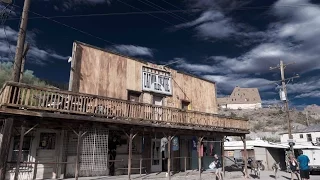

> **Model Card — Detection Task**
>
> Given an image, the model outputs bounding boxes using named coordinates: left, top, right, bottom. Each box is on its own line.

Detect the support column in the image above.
left=124, top=129, right=138, bottom=180
left=221, top=136, right=225, bottom=177
left=241, top=135, right=248, bottom=179
left=75, top=127, right=82, bottom=180
left=14, top=122, right=26, bottom=180
left=128, top=131, right=133, bottom=180
left=198, top=137, right=203, bottom=180
left=0, top=118, right=14, bottom=180
left=167, top=136, right=172, bottom=180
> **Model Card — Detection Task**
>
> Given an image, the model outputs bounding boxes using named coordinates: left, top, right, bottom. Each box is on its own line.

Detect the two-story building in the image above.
left=280, top=124, right=320, bottom=146
left=0, top=41, right=249, bottom=180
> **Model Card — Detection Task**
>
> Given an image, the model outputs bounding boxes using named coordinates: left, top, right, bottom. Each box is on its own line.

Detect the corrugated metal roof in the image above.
left=224, top=140, right=320, bottom=150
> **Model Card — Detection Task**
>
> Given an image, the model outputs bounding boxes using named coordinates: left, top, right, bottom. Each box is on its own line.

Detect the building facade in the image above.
left=0, top=41, right=249, bottom=180
left=217, top=86, right=262, bottom=110
left=280, top=124, right=320, bottom=146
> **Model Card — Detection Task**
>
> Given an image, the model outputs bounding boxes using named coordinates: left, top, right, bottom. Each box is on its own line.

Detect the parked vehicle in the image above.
left=302, top=149, right=320, bottom=174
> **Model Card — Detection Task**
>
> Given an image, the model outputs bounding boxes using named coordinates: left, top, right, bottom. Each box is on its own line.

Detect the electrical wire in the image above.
left=12, top=4, right=117, bottom=46
left=5, top=9, right=202, bottom=20
left=116, top=0, right=175, bottom=26
left=137, top=0, right=189, bottom=22
left=4, top=3, right=320, bottom=21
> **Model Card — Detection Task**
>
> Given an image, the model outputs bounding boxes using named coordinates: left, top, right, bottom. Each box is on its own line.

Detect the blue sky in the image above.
left=1, top=0, right=320, bottom=109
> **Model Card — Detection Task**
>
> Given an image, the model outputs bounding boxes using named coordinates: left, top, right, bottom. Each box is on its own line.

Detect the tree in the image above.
left=0, top=62, right=49, bottom=88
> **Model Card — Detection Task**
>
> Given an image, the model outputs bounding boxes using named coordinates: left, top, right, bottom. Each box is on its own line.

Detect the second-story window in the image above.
left=307, top=134, right=312, bottom=142
left=181, top=100, right=190, bottom=110
left=128, top=91, right=141, bottom=102
left=153, top=95, right=163, bottom=106
left=300, top=134, right=303, bottom=139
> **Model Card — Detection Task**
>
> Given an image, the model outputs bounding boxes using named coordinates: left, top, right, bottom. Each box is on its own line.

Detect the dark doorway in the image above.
left=128, top=90, right=141, bottom=102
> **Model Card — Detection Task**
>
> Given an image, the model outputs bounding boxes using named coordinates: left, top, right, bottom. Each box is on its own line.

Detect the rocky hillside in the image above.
left=220, top=106, right=320, bottom=141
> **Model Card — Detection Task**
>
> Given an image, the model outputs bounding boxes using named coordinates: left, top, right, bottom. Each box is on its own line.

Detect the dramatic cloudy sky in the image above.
left=1, top=0, right=320, bottom=109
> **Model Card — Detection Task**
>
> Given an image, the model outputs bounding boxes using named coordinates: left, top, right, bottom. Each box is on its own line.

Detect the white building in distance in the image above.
left=217, top=86, right=262, bottom=110
left=280, top=124, right=320, bottom=146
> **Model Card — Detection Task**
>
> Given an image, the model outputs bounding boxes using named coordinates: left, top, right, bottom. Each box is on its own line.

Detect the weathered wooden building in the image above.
left=0, top=41, right=249, bottom=180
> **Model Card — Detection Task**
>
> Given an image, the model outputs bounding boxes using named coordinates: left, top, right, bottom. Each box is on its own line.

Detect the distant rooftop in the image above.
left=217, top=86, right=262, bottom=105
left=281, top=124, right=320, bottom=134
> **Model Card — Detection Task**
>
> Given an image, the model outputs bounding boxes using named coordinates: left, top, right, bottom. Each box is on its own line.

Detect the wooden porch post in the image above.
left=0, top=118, right=14, bottom=180
left=198, top=136, right=203, bottom=180
left=14, top=122, right=26, bottom=180
left=125, top=129, right=137, bottom=180
left=167, top=136, right=172, bottom=180
left=75, top=127, right=82, bottom=180
left=128, top=131, right=133, bottom=180
left=241, top=135, right=248, bottom=179
left=221, top=136, right=225, bottom=177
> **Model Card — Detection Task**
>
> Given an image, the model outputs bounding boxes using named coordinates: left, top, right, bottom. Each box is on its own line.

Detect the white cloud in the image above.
left=203, top=74, right=274, bottom=93
left=111, top=45, right=154, bottom=58
left=0, top=26, right=68, bottom=65
left=295, top=91, right=320, bottom=98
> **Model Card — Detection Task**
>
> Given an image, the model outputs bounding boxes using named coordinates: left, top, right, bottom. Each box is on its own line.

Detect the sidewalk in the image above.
left=68, top=170, right=319, bottom=180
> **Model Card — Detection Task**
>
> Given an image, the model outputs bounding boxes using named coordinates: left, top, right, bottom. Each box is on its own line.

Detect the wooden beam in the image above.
left=198, top=136, right=204, bottom=180
left=0, top=107, right=249, bottom=134
left=221, top=136, right=225, bottom=177
left=167, top=135, right=172, bottom=180
left=0, top=118, right=14, bottom=180
left=75, top=125, right=82, bottom=180
left=14, top=122, right=25, bottom=180
left=128, top=130, right=133, bottom=180
left=241, top=135, right=248, bottom=179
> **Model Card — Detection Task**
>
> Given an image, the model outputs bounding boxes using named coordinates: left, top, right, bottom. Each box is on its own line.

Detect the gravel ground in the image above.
left=70, top=170, right=319, bottom=180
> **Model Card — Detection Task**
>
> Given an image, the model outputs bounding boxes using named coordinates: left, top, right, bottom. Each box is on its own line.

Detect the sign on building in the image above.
left=142, top=66, right=172, bottom=95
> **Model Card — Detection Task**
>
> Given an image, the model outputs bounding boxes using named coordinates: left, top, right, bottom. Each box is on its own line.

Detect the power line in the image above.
left=12, top=4, right=117, bottom=46
left=5, top=3, right=320, bottom=21
left=116, top=0, right=175, bottom=26
left=137, top=0, right=189, bottom=22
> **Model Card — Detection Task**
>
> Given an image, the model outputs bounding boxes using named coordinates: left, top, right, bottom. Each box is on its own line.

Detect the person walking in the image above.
left=214, top=154, right=223, bottom=180
left=297, top=150, right=310, bottom=180
left=288, top=154, right=300, bottom=180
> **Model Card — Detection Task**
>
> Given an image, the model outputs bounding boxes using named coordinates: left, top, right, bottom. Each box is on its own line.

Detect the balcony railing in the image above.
left=0, top=82, right=248, bottom=131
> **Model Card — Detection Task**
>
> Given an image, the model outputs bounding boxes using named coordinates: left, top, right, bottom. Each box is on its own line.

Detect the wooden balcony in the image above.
left=0, top=82, right=249, bottom=133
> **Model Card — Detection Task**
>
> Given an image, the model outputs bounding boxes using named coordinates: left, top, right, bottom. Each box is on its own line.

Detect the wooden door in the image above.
left=153, top=96, right=163, bottom=121
left=35, top=132, right=58, bottom=179
left=151, top=139, right=162, bottom=172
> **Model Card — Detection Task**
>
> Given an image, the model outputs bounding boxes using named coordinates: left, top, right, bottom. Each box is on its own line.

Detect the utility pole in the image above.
left=19, top=43, right=30, bottom=82
left=270, top=60, right=299, bottom=153
left=11, top=0, right=31, bottom=82
left=0, top=1, right=31, bottom=180
left=306, top=111, right=310, bottom=127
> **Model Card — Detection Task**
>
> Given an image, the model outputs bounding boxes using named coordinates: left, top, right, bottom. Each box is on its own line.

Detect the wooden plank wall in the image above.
left=71, top=43, right=218, bottom=114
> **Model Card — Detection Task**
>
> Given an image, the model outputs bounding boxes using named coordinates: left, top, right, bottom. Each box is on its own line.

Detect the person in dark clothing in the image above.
left=214, top=154, right=223, bottom=180
left=108, top=136, right=120, bottom=176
